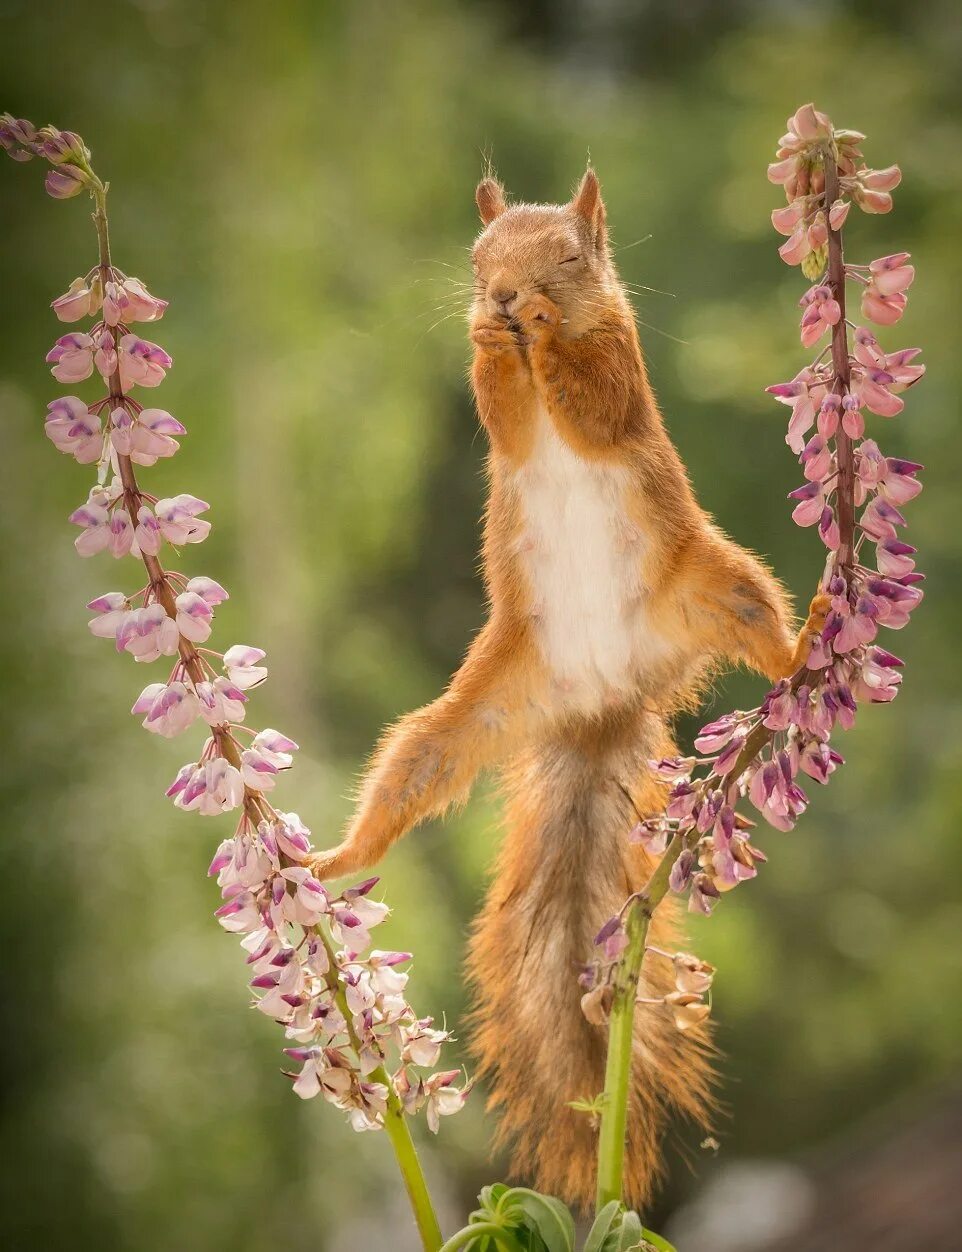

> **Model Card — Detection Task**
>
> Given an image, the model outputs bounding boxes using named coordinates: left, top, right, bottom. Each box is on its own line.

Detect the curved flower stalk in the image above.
left=1, top=113, right=469, bottom=1252
left=591, top=103, right=924, bottom=1211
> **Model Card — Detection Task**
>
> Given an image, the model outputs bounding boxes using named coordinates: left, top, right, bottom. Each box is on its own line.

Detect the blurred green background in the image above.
left=2, top=1, right=961, bottom=1248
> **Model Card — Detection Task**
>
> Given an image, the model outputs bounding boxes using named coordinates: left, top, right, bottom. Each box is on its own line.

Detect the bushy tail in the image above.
left=467, top=716, right=715, bottom=1211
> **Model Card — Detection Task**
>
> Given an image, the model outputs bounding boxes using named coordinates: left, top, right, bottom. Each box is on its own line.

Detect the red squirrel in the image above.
left=311, top=170, right=829, bottom=1207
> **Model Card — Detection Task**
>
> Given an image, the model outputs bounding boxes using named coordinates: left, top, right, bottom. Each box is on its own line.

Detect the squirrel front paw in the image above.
left=470, top=316, right=522, bottom=353
left=513, top=292, right=561, bottom=342
left=803, top=592, right=833, bottom=636
left=308, top=844, right=357, bottom=882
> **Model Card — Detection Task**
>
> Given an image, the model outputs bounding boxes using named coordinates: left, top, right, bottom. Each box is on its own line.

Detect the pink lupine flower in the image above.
left=400, top=1020, right=449, bottom=1068
left=649, top=756, right=696, bottom=784
left=253, top=728, right=298, bottom=766
left=223, top=644, right=268, bottom=689
left=841, top=394, right=864, bottom=439
left=70, top=500, right=111, bottom=555
left=279, top=866, right=331, bottom=926
left=174, top=756, right=245, bottom=815
left=331, top=894, right=390, bottom=955
left=818, top=505, right=840, bottom=551
left=117, top=333, right=172, bottom=388
left=762, top=680, right=798, bottom=730
left=422, top=1070, right=471, bottom=1134
left=828, top=199, right=850, bottom=230
left=195, top=676, right=247, bottom=726
left=45, top=396, right=103, bottom=463
left=185, top=575, right=229, bottom=606
left=93, top=328, right=119, bottom=379
left=669, top=849, right=696, bottom=893
left=778, top=224, right=812, bottom=267
left=133, top=504, right=162, bottom=555
left=882, top=347, right=926, bottom=392
left=117, top=602, right=181, bottom=660
left=133, top=680, right=200, bottom=738
left=269, top=812, right=312, bottom=860
left=688, top=873, right=720, bottom=916
left=51, top=275, right=102, bottom=322
left=830, top=597, right=878, bottom=653
left=771, top=200, right=805, bottom=235
left=816, top=393, right=840, bottom=438
left=154, top=494, right=211, bottom=545
left=807, top=212, right=828, bottom=250
left=856, top=369, right=904, bottom=417
left=694, top=714, right=739, bottom=754
left=788, top=481, right=824, bottom=527
left=45, top=164, right=86, bottom=199
left=174, top=590, right=214, bottom=642
left=39, top=128, right=86, bottom=164
left=861, top=165, right=901, bottom=192
left=214, top=885, right=263, bottom=934
left=103, top=276, right=167, bottom=325
left=860, top=255, right=914, bottom=326
left=86, top=591, right=129, bottom=638
left=68, top=482, right=123, bottom=556
left=855, top=187, right=894, bottom=214
left=800, top=433, right=832, bottom=482
left=766, top=368, right=826, bottom=453
left=767, top=155, right=799, bottom=186
left=855, top=647, right=904, bottom=703
left=0, top=114, right=37, bottom=158
left=799, top=284, right=841, bottom=347
left=114, top=406, right=185, bottom=465
left=46, top=332, right=94, bottom=382
left=714, top=732, right=747, bottom=775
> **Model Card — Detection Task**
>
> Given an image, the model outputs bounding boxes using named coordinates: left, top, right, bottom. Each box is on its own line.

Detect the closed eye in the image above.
left=560, top=255, right=581, bottom=264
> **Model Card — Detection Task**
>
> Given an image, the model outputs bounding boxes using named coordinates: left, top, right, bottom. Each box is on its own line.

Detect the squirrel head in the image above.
left=471, top=168, right=622, bottom=336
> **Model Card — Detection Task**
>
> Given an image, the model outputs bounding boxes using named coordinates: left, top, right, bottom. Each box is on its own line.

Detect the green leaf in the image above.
left=476, top=1183, right=511, bottom=1219
left=614, top=1210, right=643, bottom=1250
left=584, top=1201, right=622, bottom=1252
left=503, top=1188, right=576, bottom=1252
left=639, top=1230, right=677, bottom=1252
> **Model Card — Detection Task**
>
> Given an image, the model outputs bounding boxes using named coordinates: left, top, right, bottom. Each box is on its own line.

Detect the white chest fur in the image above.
left=514, top=409, right=658, bottom=704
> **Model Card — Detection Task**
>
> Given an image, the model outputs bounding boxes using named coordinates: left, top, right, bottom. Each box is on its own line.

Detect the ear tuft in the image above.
left=476, top=176, right=507, bottom=226
left=572, top=167, right=607, bottom=250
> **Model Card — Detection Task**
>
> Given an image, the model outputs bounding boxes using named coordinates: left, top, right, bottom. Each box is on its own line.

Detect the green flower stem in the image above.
left=313, top=923, right=443, bottom=1251
left=438, top=1223, right=515, bottom=1252
left=594, top=836, right=683, bottom=1213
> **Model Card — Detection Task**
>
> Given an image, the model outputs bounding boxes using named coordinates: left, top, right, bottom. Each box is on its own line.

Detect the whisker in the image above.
left=417, top=307, right=470, bottom=343
left=613, top=234, right=653, bottom=253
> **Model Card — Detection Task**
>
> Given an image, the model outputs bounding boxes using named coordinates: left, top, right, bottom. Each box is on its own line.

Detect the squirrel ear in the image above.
left=572, top=168, right=607, bottom=250
left=476, top=176, right=507, bottom=226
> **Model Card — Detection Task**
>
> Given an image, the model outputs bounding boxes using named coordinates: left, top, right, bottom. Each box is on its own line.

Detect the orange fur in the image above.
left=311, top=169, right=826, bottom=1208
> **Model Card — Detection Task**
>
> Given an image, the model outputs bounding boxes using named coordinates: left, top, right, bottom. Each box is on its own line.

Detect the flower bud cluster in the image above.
left=768, top=103, right=902, bottom=280
left=4, top=117, right=469, bottom=1137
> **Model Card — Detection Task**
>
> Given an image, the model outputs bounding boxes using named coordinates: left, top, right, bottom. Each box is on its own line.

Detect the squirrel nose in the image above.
left=490, top=286, right=518, bottom=316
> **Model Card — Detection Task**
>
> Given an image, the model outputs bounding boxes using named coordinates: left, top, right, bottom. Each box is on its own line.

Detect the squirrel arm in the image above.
left=309, top=619, right=531, bottom=880
left=470, top=313, right=537, bottom=458
left=520, top=296, right=644, bottom=454
left=682, top=537, right=831, bottom=683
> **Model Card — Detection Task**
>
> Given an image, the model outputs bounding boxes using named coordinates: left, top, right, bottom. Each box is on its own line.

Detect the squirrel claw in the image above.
left=471, top=320, right=521, bottom=353
left=804, top=592, right=833, bottom=635
left=515, top=292, right=561, bottom=337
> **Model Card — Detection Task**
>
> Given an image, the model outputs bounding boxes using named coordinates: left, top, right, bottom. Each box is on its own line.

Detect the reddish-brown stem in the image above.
left=824, top=147, right=856, bottom=575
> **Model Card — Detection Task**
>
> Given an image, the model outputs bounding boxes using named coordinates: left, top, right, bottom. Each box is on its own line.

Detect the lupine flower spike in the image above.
left=589, top=109, right=922, bottom=1218
left=1, top=112, right=468, bottom=1193
left=588, top=103, right=923, bottom=1031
